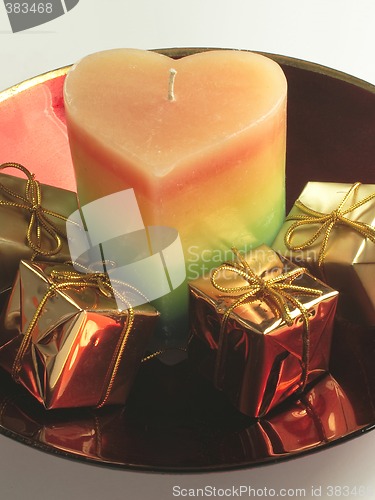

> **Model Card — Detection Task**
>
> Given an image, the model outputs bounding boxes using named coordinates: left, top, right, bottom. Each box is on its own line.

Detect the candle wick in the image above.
left=168, top=68, right=177, bottom=102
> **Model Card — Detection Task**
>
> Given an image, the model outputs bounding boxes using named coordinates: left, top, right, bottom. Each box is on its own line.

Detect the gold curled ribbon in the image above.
left=284, top=182, right=375, bottom=267
left=11, top=267, right=143, bottom=409
left=0, top=162, right=68, bottom=258
left=211, top=248, right=322, bottom=392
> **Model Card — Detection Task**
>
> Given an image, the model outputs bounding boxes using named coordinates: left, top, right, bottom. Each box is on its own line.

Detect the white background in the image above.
left=1, top=1, right=375, bottom=499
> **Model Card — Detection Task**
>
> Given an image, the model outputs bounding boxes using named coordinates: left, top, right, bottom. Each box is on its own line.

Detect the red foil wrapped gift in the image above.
left=188, top=246, right=338, bottom=417
left=0, top=163, right=79, bottom=295
left=0, top=261, right=159, bottom=409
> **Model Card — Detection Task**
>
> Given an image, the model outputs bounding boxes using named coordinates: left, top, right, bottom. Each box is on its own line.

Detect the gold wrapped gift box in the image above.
left=188, top=246, right=338, bottom=417
left=272, top=182, right=375, bottom=324
left=0, top=261, right=159, bottom=409
left=0, top=164, right=78, bottom=295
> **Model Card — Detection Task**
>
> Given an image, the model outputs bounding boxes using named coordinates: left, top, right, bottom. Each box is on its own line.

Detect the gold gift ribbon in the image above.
left=284, top=182, right=375, bottom=267
left=11, top=268, right=147, bottom=409
left=211, top=249, right=322, bottom=391
left=0, top=162, right=69, bottom=258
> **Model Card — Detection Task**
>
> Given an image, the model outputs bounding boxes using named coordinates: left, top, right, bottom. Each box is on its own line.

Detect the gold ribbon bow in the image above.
left=211, top=249, right=322, bottom=391
left=284, top=182, right=375, bottom=267
left=0, top=162, right=68, bottom=258
left=12, top=267, right=144, bottom=408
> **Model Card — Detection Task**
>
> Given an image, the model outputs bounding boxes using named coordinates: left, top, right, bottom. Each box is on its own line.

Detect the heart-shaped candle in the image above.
left=64, top=48, right=287, bottom=346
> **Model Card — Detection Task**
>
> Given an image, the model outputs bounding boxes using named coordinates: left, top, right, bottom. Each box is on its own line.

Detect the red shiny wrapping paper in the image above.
left=257, top=374, right=357, bottom=455
left=219, top=373, right=357, bottom=462
left=188, top=246, right=338, bottom=417
left=0, top=261, right=159, bottom=409
left=0, top=169, right=78, bottom=295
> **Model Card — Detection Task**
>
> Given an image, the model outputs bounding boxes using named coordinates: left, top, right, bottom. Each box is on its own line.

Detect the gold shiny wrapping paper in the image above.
left=0, top=171, right=78, bottom=295
left=272, top=182, right=375, bottom=324
left=0, top=261, right=159, bottom=409
left=188, top=246, right=338, bottom=418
